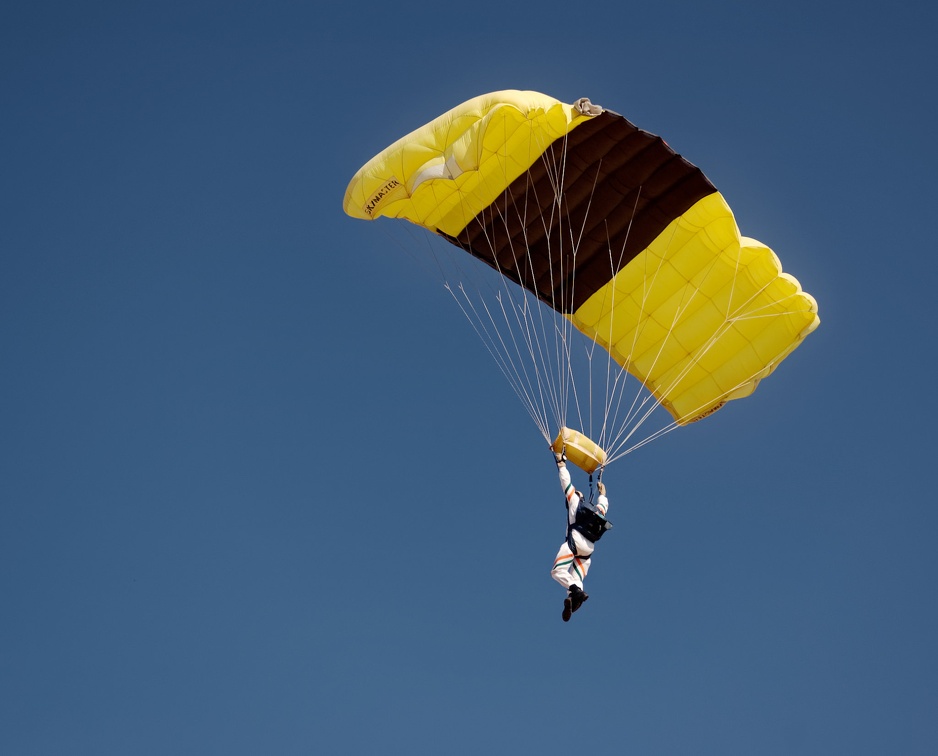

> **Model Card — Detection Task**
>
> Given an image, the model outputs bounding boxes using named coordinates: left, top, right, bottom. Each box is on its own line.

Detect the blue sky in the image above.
left=2, top=1, right=937, bottom=754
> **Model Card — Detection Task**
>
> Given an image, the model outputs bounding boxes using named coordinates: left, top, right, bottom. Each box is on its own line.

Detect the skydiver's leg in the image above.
left=569, top=558, right=590, bottom=614
left=551, top=543, right=591, bottom=590
left=551, top=542, right=577, bottom=590
left=553, top=544, right=592, bottom=621
left=573, top=555, right=591, bottom=589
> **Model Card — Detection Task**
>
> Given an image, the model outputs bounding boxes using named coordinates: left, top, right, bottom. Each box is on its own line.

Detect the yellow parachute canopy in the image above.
left=344, top=90, right=818, bottom=443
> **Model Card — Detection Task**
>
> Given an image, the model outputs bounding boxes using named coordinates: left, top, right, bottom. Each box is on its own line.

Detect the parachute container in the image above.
left=551, top=427, right=607, bottom=474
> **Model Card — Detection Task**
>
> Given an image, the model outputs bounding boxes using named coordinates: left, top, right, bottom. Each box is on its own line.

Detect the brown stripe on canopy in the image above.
left=439, top=111, right=718, bottom=314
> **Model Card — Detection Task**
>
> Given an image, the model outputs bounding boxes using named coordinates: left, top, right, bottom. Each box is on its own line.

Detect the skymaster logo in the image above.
left=364, top=178, right=406, bottom=217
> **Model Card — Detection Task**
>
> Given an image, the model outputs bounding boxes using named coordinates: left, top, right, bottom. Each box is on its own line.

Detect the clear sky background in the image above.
left=3, top=2, right=936, bottom=754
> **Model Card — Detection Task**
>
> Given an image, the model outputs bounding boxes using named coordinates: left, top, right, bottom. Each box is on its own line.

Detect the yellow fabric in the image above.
left=343, top=90, right=592, bottom=235
left=570, top=192, right=820, bottom=424
left=344, top=90, right=819, bottom=429
left=551, top=427, right=607, bottom=474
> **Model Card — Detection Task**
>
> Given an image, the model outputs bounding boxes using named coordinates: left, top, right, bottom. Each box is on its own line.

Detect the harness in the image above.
left=565, top=475, right=613, bottom=556
left=567, top=499, right=613, bottom=555
left=572, top=502, right=613, bottom=541
left=559, top=456, right=612, bottom=557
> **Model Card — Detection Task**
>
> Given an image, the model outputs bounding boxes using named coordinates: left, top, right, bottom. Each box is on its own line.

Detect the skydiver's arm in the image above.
left=596, top=482, right=609, bottom=517
left=558, top=464, right=580, bottom=524
left=558, top=462, right=571, bottom=495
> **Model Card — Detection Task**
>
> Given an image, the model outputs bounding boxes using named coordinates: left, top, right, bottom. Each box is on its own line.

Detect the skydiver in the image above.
left=550, top=449, right=612, bottom=622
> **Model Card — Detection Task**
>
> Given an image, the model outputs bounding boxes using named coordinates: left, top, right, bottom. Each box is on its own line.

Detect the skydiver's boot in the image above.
left=569, top=585, right=589, bottom=613
left=562, top=593, right=573, bottom=622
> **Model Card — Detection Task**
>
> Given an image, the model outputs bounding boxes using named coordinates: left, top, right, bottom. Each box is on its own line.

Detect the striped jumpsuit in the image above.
left=550, top=463, right=609, bottom=592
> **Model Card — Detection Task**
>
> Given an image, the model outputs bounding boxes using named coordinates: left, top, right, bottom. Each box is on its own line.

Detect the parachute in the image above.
left=344, top=90, right=819, bottom=468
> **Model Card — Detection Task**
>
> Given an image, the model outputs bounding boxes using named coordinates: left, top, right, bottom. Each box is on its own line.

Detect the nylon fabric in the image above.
left=343, top=89, right=819, bottom=444
left=570, top=192, right=819, bottom=423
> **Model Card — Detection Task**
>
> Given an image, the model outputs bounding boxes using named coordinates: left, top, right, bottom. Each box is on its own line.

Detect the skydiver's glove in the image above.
left=553, top=450, right=566, bottom=467
left=597, top=481, right=606, bottom=496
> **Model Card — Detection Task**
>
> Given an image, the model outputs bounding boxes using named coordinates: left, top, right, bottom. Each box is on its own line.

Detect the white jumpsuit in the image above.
left=550, top=463, right=609, bottom=592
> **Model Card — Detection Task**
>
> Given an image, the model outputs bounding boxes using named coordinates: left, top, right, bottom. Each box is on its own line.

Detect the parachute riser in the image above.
left=587, top=467, right=605, bottom=505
